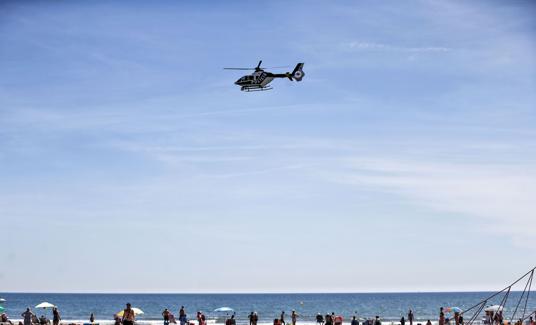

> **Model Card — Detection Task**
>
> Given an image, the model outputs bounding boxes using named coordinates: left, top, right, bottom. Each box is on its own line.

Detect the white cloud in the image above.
left=345, top=41, right=451, bottom=53
left=322, top=157, right=536, bottom=248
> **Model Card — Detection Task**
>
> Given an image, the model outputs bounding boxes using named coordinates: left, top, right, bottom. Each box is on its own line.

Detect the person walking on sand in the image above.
left=52, top=308, right=60, bottom=325
left=122, top=303, right=135, bottom=325
left=292, top=311, right=298, bottom=325
left=163, top=309, right=171, bottom=325
left=280, top=312, right=286, bottom=325
left=21, top=308, right=34, bottom=325
left=408, top=311, right=414, bottom=325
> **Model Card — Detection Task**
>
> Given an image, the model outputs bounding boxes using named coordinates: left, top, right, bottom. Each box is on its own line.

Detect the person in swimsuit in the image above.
left=291, top=311, right=298, bottom=325
left=2, top=313, right=14, bottom=325
left=52, top=308, right=60, bottom=325
left=122, top=303, right=135, bottom=325
left=408, top=311, right=414, bottom=325
left=316, top=314, right=324, bottom=325
left=179, top=307, right=186, bottom=325
left=325, top=314, right=332, bottom=325
left=280, top=312, right=286, bottom=325
left=439, top=308, right=445, bottom=325
left=21, top=309, right=34, bottom=325
left=163, top=309, right=170, bottom=325
left=374, top=316, right=381, bottom=325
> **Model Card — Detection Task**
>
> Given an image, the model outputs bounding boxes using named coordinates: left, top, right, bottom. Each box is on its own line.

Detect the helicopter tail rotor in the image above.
left=291, top=63, right=305, bottom=81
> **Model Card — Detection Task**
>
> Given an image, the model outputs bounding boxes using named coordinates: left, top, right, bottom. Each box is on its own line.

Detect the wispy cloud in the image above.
left=321, top=156, right=536, bottom=247
left=345, top=41, right=451, bottom=53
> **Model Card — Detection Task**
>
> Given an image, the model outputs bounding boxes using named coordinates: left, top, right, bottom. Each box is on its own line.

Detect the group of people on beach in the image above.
left=3, top=304, right=535, bottom=325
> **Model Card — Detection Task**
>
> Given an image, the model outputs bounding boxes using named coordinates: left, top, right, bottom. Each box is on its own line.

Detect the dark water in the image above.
left=1, top=292, right=534, bottom=323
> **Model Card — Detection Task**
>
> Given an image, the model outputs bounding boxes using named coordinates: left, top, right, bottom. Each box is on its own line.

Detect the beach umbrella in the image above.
left=214, top=307, right=234, bottom=313
left=446, top=307, right=463, bottom=313
left=484, top=305, right=503, bottom=312
left=35, top=302, right=56, bottom=309
left=117, top=308, right=144, bottom=317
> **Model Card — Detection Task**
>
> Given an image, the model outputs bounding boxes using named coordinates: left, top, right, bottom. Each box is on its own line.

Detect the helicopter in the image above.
left=224, top=61, right=305, bottom=91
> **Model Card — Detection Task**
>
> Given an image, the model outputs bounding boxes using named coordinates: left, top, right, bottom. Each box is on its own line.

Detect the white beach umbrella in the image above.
left=35, top=302, right=56, bottom=309
left=214, top=307, right=234, bottom=313
left=484, top=305, right=503, bottom=312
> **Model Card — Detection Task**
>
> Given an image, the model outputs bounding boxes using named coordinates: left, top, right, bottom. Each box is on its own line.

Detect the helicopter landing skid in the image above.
left=241, top=86, right=272, bottom=92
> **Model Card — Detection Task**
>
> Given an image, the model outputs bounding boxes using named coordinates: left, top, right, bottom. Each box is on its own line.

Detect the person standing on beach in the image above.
left=401, top=316, right=406, bottom=325
left=316, top=314, right=324, bottom=325
left=374, top=316, right=381, bottom=325
left=351, top=316, right=359, bottom=325
left=439, top=308, right=445, bottom=325
left=426, top=321, right=432, bottom=325
left=179, top=306, right=186, bottom=325
left=197, top=311, right=206, bottom=325
left=21, top=308, right=34, bottom=325
left=291, top=311, right=298, bottom=325
left=408, top=311, right=414, bottom=325
left=163, top=309, right=171, bottom=325
left=52, top=308, right=60, bottom=325
left=280, top=312, right=286, bottom=325
left=249, top=312, right=254, bottom=325
left=325, top=314, right=332, bottom=325
left=122, top=303, right=135, bottom=325
left=90, top=313, right=95, bottom=323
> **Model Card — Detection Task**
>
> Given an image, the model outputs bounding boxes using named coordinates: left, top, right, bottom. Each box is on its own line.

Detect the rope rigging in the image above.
left=461, top=266, right=535, bottom=325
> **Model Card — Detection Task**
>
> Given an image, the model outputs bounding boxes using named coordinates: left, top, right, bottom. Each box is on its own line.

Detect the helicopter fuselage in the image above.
left=235, top=70, right=284, bottom=91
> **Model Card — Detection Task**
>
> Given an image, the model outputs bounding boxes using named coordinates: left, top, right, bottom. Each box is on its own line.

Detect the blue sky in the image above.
left=0, top=0, right=535, bottom=293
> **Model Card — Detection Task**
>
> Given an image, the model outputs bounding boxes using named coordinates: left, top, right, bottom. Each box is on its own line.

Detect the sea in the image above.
left=1, top=293, right=534, bottom=325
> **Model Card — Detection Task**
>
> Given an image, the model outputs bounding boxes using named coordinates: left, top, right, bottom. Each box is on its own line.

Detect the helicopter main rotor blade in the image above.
left=257, top=60, right=262, bottom=69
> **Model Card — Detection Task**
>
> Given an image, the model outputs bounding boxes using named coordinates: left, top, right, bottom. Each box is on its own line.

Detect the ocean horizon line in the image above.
left=1, top=290, right=526, bottom=295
